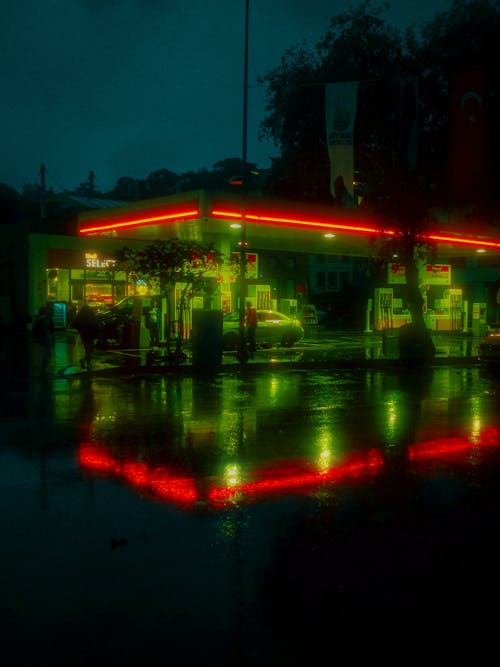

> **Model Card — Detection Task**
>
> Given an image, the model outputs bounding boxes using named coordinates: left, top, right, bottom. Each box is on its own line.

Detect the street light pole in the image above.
left=237, top=0, right=249, bottom=363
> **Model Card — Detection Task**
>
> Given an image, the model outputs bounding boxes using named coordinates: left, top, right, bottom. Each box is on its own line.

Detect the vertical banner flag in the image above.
left=448, top=68, right=490, bottom=200
left=325, top=81, right=359, bottom=206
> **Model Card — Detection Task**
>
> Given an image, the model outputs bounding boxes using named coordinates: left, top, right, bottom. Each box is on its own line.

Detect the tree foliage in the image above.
left=257, top=0, right=500, bottom=359
left=114, top=238, right=224, bottom=360
left=84, top=158, right=265, bottom=201
left=258, top=1, right=413, bottom=202
left=258, top=0, right=500, bottom=211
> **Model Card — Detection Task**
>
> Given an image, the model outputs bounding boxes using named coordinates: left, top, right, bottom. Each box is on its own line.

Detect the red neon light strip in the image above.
left=211, top=208, right=499, bottom=247
left=79, top=208, right=200, bottom=234
left=426, top=234, right=500, bottom=249
left=210, top=208, right=394, bottom=236
left=78, top=202, right=500, bottom=249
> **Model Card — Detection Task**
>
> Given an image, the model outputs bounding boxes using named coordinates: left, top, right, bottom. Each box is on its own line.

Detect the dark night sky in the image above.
left=1, top=0, right=451, bottom=194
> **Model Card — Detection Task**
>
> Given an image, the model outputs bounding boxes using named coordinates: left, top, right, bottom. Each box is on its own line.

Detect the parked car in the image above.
left=478, top=330, right=500, bottom=363
left=222, top=309, right=304, bottom=351
left=92, top=296, right=153, bottom=346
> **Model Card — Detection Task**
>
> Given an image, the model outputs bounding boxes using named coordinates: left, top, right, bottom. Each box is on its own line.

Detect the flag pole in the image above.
left=237, top=0, right=249, bottom=363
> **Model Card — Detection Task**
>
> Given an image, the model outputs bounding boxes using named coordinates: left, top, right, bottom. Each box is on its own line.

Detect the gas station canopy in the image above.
left=79, top=189, right=500, bottom=259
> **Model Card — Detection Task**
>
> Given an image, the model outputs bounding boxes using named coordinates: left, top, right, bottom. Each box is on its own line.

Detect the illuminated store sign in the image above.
left=85, top=252, right=116, bottom=270
left=424, top=263, right=451, bottom=285
left=388, top=262, right=451, bottom=285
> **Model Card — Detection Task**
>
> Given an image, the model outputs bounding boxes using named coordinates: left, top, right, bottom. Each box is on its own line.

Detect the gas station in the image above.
left=74, top=188, right=500, bottom=340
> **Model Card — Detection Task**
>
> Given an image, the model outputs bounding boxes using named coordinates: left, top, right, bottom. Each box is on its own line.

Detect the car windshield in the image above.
left=113, top=298, right=135, bottom=310
left=223, top=312, right=240, bottom=322
left=257, top=311, right=288, bottom=322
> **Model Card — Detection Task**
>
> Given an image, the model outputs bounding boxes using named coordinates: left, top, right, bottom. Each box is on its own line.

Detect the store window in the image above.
left=68, top=268, right=128, bottom=309
left=316, top=271, right=325, bottom=289
left=46, top=268, right=71, bottom=302
left=45, top=250, right=132, bottom=321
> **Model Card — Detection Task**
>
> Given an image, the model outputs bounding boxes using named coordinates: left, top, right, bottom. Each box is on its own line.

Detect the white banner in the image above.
left=325, top=81, right=359, bottom=205
left=387, top=263, right=452, bottom=285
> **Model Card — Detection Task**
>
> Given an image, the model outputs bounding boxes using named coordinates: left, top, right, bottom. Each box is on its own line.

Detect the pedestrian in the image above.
left=146, top=299, right=160, bottom=347
left=71, top=303, right=98, bottom=371
left=32, top=304, right=55, bottom=374
left=245, top=301, right=258, bottom=357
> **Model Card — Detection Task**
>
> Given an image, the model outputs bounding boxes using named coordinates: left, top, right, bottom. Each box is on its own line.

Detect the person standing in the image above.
left=33, top=305, right=55, bottom=374
left=146, top=300, right=160, bottom=347
left=72, top=303, right=98, bottom=371
left=245, top=301, right=258, bottom=357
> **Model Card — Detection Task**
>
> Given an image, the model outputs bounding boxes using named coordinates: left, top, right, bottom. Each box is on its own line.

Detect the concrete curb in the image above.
left=56, top=353, right=483, bottom=379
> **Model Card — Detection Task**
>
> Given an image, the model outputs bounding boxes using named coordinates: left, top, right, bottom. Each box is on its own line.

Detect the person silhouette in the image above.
left=245, top=301, right=258, bottom=357
left=146, top=300, right=160, bottom=347
left=71, top=303, right=98, bottom=371
left=33, top=304, right=55, bottom=374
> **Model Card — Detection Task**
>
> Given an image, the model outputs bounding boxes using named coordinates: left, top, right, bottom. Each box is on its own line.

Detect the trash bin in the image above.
left=382, top=328, right=399, bottom=359
left=191, top=310, right=223, bottom=370
left=472, top=302, right=487, bottom=337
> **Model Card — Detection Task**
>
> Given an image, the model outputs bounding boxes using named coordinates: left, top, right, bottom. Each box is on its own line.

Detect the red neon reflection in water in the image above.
left=78, top=444, right=383, bottom=507
left=78, top=446, right=198, bottom=504
left=208, top=449, right=384, bottom=506
left=407, top=427, right=499, bottom=462
left=78, top=428, right=499, bottom=508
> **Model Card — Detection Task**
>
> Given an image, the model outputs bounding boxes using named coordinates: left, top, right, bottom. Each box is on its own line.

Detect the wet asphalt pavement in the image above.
left=1, top=330, right=499, bottom=664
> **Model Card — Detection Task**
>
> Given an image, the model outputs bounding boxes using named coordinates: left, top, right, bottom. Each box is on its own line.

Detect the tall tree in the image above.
left=258, top=1, right=411, bottom=203
left=258, top=0, right=500, bottom=361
